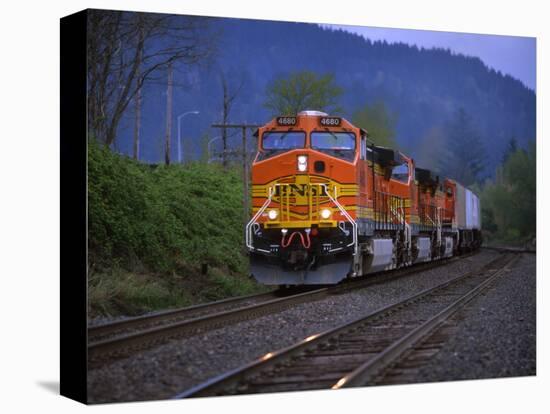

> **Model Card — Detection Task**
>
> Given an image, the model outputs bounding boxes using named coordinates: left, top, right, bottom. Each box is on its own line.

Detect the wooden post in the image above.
left=222, top=83, right=228, bottom=169
left=164, top=62, right=173, bottom=165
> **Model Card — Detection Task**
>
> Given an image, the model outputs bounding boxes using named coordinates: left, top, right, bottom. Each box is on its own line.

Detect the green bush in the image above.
left=480, top=142, right=536, bottom=245
left=87, top=141, right=265, bottom=316
left=88, top=140, right=247, bottom=274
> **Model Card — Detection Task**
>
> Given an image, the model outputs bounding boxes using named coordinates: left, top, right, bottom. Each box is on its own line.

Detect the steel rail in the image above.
left=173, top=252, right=514, bottom=398
left=337, top=253, right=519, bottom=388
left=88, top=290, right=278, bottom=339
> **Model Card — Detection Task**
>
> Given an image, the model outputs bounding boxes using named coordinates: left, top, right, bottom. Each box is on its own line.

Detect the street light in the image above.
left=207, top=135, right=222, bottom=163
left=177, top=110, right=200, bottom=163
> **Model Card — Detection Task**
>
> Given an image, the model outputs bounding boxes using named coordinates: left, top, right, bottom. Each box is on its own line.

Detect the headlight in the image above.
left=320, top=208, right=332, bottom=219
left=268, top=209, right=278, bottom=220
left=297, top=155, right=308, bottom=172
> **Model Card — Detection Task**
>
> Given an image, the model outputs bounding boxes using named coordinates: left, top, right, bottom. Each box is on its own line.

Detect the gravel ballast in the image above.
left=88, top=250, right=524, bottom=403
left=412, top=252, right=536, bottom=382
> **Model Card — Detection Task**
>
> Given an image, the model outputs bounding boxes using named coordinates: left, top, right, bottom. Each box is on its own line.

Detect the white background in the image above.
left=0, top=0, right=545, bottom=412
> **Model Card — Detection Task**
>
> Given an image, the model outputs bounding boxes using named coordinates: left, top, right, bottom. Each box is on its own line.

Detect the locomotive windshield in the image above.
left=391, top=163, right=409, bottom=183
left=311, top=131, right=356, bottom=161
left=258, top=131, right=306, bottom=161
left=262, top=131, right=305, bottom=150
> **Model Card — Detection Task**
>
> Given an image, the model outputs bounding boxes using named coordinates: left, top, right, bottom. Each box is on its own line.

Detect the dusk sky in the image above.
left=325, top=24, right=536, bottom=91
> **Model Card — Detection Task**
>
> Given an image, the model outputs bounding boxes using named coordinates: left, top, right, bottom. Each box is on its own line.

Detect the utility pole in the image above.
left=221, top=75, right=229, bottom=169
left=211, top=123, right=259, bottom=227
left=164, top=62, right=173, bottom=165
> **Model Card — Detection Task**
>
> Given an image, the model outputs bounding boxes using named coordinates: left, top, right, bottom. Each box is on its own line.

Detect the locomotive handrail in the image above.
left=245, top=186, right=274, bottom=253
left=389, top=200, right=405, bottom=226
left=418, top=203, right=442, bottom=246
left=436, top=206, right=442, bottom=246
left=421, top=203, right=436, bottom=227
left=374, top=190, right=406, bottom=230
left=389, top=196, right=411, bottom=252
left=321, top=184, right=358, bottom=256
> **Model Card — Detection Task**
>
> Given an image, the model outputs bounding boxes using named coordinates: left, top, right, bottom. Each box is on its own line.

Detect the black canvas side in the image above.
left=60, top=9, right=88, bottom=404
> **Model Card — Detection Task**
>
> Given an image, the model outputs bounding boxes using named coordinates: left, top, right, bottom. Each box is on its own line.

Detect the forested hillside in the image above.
left=115, top=17, right=535, bottom=178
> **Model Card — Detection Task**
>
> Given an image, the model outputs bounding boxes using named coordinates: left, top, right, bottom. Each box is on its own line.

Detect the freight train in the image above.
left=247, top=111, right=481, bottom=285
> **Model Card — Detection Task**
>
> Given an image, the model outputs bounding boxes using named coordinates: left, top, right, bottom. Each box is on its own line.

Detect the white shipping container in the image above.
left=455, top=182, right=467, bottom=229
left=465, top=189, right=481, bottom=229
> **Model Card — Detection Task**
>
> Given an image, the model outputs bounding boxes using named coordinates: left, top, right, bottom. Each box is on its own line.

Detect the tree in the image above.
left=415, top=126, right=446, bottom=171
left=87, top=10, right=216, bottom=146
left=219, top=70, right=244, bottom=168
left=502, top=141, right=536, bottom=237
left=438, top=108, right=486, bottom=186
left=264, top=71, right=342, bottom=116
left=199, top=132, right=211, bottom=163
left=481, top=141, right=535, bottom=242
left=182, top=129, right=196, bottom=164
left=352, top=101, right=398, bottom=148
left=481, top=206, right=498, bottom=234
left=502, top=137, right=518, bottom=164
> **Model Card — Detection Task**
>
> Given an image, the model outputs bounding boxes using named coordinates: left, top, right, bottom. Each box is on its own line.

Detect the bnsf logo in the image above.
left=273, top=184, right=329, bottom=198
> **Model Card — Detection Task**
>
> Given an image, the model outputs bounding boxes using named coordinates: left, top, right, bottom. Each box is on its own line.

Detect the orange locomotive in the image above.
left=247, top=110, right=481, bottom=285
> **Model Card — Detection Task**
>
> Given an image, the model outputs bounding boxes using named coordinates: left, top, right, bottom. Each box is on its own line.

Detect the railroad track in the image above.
left=174, top=252, right=517, bottom=398
left=88, top=290, right=282, bottom=342
left=88, top=252, right=477, bottom=366
left=88, top=287, right=325, bottom=365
